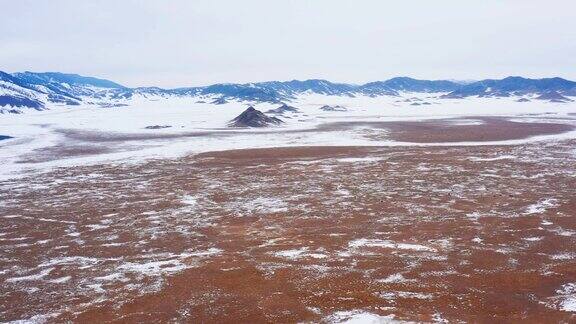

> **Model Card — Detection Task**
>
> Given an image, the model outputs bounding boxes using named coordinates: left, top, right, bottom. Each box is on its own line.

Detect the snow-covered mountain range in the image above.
left=1, top=71, right=576, bottom=114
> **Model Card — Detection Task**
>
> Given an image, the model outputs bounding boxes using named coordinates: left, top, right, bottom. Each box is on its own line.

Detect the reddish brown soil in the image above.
left=1, top=136, right=575, bottom=322
left=315, top=117, right=575, bottom=142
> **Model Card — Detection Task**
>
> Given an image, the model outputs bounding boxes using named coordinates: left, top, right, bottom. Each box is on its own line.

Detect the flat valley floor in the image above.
left=1, top=118, right=576, bottom=323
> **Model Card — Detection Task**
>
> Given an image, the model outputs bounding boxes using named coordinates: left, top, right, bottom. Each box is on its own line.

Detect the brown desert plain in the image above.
left=1, top=116, right=576, bottom=323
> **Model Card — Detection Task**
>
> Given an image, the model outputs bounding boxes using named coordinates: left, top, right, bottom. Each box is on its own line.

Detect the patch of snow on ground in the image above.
left=523, top=236, right=543, bottom=242
left=181, top=195, right=198, bottom=206
left=471, top=237, right=483, bottom=244
left=117, top=248, right=222, bottom=277
left=549, top=228, right=575, bottom=237
left=86, top=224, right=108, bottom=231
left=378, top=273, right=415, bottom=284
left=335, top=188, right=352, bottom=196
left=273, top=247, right=328, bottom=260
left=466, top=212, right=482, bottom=221
left=6, top=268, right=54, bottom=282
left=6, top=313, right=59, bottom=324
left=525, top=198, right=558, bottom=215
left=432, top=312, right=449, bottom=323
left=378, top=291, right=434, bottom=300
left=556, top=283, right=576, bottom=312
left=335, top=157, right=385, bottom=163
left=550, top=252, right=576, bottom=260
left=469, top=155, right=517, bottom=162
left=349, top=238, right=437, bottom=252
left=49, top=276, right=72, bottom=284
left=325, top=310, right=399, bottom=324
left=39, top=256, right=108, bottom=268
left=238, top=197, right=289, bottom=214
left=274, top=247, right=309, bottom=260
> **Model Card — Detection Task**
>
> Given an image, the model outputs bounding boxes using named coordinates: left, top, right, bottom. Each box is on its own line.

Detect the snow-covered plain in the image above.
left=1, top=92, right=576, bottom=180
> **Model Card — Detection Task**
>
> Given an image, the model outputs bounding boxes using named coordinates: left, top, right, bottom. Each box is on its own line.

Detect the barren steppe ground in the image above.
left=1, top=117, right=576, bottom=323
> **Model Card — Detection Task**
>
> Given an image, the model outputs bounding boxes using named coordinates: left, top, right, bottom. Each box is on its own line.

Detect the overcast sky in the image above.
left=1, top=0, right=575, bottom=87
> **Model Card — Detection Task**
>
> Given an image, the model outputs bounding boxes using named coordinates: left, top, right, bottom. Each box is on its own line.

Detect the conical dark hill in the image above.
left=228, top=106, right=284, bottom=127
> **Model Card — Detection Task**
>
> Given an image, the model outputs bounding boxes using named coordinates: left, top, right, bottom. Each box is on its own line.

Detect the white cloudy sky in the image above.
left=1, top=0, right=575, bottom=87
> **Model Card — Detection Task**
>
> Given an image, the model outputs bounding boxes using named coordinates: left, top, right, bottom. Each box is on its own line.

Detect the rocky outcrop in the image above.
left=144, top=125, right=172, bottom=130
left=535, top=91, right=573, bottom=103
left=266, top=103, right=299, bottom=115
left=228, top=107, right=284, bottom=127
left=320, top=105, right=347, bottom=112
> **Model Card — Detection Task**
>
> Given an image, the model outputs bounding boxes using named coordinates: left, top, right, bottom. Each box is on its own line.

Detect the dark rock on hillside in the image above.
left=0, top=109, right=22, bottom=114
left=517, top=98, right=531, bottom=102
left=145, top=125, right=172, bottom=130
left=110, top=91, right=133, bottom=100
left=211, top=97, right=228, bottom=105
left=203, top=84, right=282, bottom=103
left=0, top=95, right=44, bottom=110
left=266, top=103, right=299, bottom=114
left=536, top=91, right=573, bottom=103
left=99, top=103, right=129, bottom=108
left=380, top=77, right=461, bottom=93
left=256, top=79, right=356, bottom=96
left=228, top=107, right=284, bottom=128
left=0, top=135, right=13, bottom=141
left=47, top=94, right=81, bottom=105
left=320, top=105, right=347, bottom=112
left=356, top=82, right=398, bottom=97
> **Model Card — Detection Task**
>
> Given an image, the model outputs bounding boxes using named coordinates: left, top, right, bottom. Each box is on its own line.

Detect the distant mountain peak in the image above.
left=14, top=71, right=126, bottom=89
